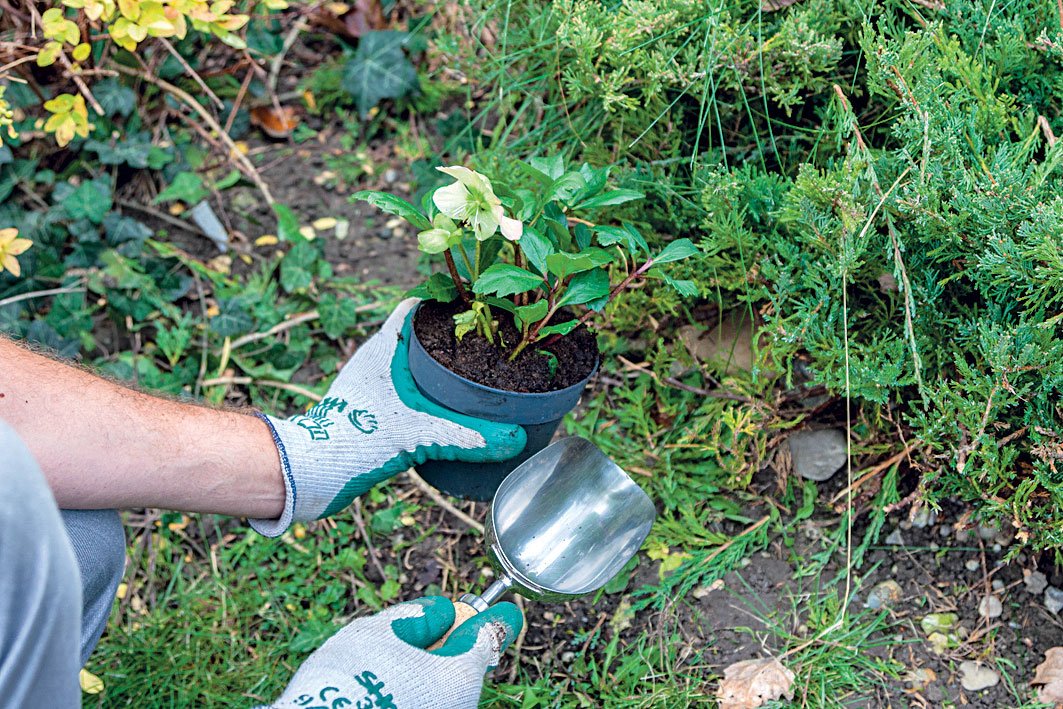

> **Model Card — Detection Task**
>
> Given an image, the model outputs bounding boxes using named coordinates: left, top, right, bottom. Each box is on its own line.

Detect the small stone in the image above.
left=991, top=579, right=1004, bottom=592
left=885, top=529, right=906, bottom=546
left=921, top=613, right=958, bottom=635
left=977, top=524, right=999, bottom=541
left=965, top=559, right=980, bottom=572
left=787, top=429, right=848, bottom=482
left=911, top=506, right=937, bottom=529
left=334, top=218, right=350, bottom=241
left=560, top=651, right=575, bottom=664
left=1025, top=570, right=1049, bottom=595
left=978, top=595, right=1003, bottom=619
left=959, top=661, right=999, bottom=691
left=1045, top=587, right=1063, bottom=615
left=866, top=580, right=903, bottom=610
left=383, top=168, right=399, bottom=184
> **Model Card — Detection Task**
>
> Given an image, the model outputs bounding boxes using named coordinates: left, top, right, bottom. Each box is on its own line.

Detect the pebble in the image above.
left=911, top=506, right=937, bottom=529
left=904, top=667, right=936, bottom=689
left=560, top=651, right=575, bottom=664
left=788, top=429, right=848, bottom=481
left=991, top=579, right=1004, bottom=592
left=1045, top=586, right=1063, bottom=615
left=965, top=559, right=980, bottom=572
left=383, top=168, right=399, bottom=184
left=885, top=529, right=906, bottom=546
left=959, top=661, right=1000, bottom=691
left=866, top=580, right=903, bottom=610
left=920, top=613, right=958, bottom=635
left=1025, top=571, right=1049, bottom=595
left=978, top=595, right=1003, bottom=619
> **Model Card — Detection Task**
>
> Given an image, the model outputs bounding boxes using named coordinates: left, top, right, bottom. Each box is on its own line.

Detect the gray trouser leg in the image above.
left=0, top=421, right=81, bottom=708
left=60, top=508, right=126, bottom=665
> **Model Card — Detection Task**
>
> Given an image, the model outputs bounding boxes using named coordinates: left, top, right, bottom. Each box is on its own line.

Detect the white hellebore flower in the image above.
left=432, top=165, right=523, bottom=242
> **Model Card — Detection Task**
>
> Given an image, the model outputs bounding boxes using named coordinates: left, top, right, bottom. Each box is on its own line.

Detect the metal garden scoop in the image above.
left=430, top=437, right=656, bottom=646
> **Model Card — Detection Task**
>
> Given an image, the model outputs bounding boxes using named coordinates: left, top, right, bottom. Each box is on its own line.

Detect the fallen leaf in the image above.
left=79, top=668, right=104, bottom=694
left=255, top=234, right=279, bottom=246
left=309, top=0, right=384, bottom=39
left=312, top=216, right=338, bottom=231
left=761, top=0, right=801, bottom=10
left=1033, top=647, right=1063, bottom=705
left=250, top=106, right=301, bottom=139
left=716, top=657, right=795, bottom=709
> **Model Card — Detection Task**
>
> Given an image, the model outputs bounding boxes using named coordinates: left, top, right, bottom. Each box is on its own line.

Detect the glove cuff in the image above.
left=249, top=412, right=297, bottom=538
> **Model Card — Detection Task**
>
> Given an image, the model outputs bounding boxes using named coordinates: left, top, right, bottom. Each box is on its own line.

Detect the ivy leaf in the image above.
left=93, top=79, right=137, bottom=117
left=85, top=132, right=155, bottom=168
left=280, top=240, right=318, bottom=293
left=62, top=178, right=112, bottom=224
left=318, top=293, right=362, bottom=340
left=576, top=189, right=645, bottom=210
left=558, top=268, right=611, bottom=309
left=472, top=264, right=544, bottom=297
left=102, top=213, right=151, bottom=255
left=351, top=190, right=431, bottom=230
left=273, top=203, right=301, bottom=242
left=155, top=172, right=208, bottom=205
left=342, top=31, right=419, bottom=117
left=654, top=238, right=699, bottom=264
left=210, top=297, right=254, bottom=337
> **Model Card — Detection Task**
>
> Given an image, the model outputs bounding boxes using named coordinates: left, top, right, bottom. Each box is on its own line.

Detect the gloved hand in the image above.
left=268, top=596, right=523, bottom=709
left=251, top=299, right=526, bottom=537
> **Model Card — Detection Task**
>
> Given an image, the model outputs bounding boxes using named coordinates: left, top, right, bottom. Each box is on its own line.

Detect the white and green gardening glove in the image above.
left=251, top=299, right=526, bottom=537
left=267, top=596, right=523, bottom=709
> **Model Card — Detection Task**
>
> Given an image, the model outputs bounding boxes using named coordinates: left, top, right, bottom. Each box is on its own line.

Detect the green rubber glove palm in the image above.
left=267, top=597, right=523, bottom=709
left=251, top=299, right=526, bottom=537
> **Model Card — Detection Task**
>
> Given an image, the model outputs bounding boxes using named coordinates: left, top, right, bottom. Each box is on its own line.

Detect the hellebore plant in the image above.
left=353, top=156, right=698, bottom=362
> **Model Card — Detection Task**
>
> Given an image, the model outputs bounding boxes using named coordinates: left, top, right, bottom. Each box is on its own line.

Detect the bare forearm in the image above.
left=0, top=337, right=284, bottom=518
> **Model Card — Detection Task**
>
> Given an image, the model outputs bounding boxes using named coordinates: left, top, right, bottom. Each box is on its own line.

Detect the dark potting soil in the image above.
left=413, top=299, right=599, bottom=393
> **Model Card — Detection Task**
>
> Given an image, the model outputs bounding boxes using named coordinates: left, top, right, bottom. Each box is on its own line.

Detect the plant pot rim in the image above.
left=411, top=302, right=599, bottom=399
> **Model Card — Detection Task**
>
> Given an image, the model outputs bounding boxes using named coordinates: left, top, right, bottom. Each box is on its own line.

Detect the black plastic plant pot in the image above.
left=408, top=313, right=598, bottom=501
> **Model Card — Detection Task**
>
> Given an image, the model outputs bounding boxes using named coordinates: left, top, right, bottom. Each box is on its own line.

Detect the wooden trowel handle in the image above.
left=427, top=600, right=479, bottom=650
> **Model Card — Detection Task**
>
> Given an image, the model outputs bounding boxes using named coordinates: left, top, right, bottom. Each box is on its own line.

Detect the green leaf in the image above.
left=94, top=78, right=136, bottom=117
left=545, top=249, right=613, bottom=280
left=453, top=309, right=477, bottom=341
left=654, top=238, right=699, bottom=264
left=514, top=300, right=549, bottom=331
left=472, top=264, right=544, bottom=297
left=558, top=268, right=611, bottom=309
left=273, top=203, right=301, bottom=242
left=318, top=293, right=362, bottom=339
left=84, top=132, right=156, bottom=168
left=342, top=31, right=419, bottom=117
left=351, top=190, right=432, bottom=231
left=575, top=189, right=645, bottom=210
left=155, top=172, right=207, bottom=205
left=210, top=297, right=253, bottom=337
left=527, top=154, right=565, bottom=180
left=595, top=223, right=648, bottom=255
left=62, top=178, right=113, bottom=224
left=536, top=320, right=580, bottom=338
left=661, top=273, right=698, bottom=297
left=519, top=225, right=556, bottom=275
left=546, top=171, right=587, bottom=203
left=280, top=240, right=318, bottom=293
left=406, top=272, right=458, bottom=302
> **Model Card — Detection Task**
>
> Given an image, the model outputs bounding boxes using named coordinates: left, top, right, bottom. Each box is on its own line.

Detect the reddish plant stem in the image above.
left=513, top=249, right=527, bottom=307
left=539, top=257, right=654, bottom=347
left=444, top=250, right=472, bottom=305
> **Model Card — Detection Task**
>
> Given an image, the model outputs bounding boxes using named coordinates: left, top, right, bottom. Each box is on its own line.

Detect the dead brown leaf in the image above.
left=250, top=106, right=300, bottom=139
left=760, top=0, right=801, bottom=11
left=1033, top=647, right=1063, bottom=706
left=308, top=0, right=385, bottom=39
left=716, top=657, right=795, bottom=709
